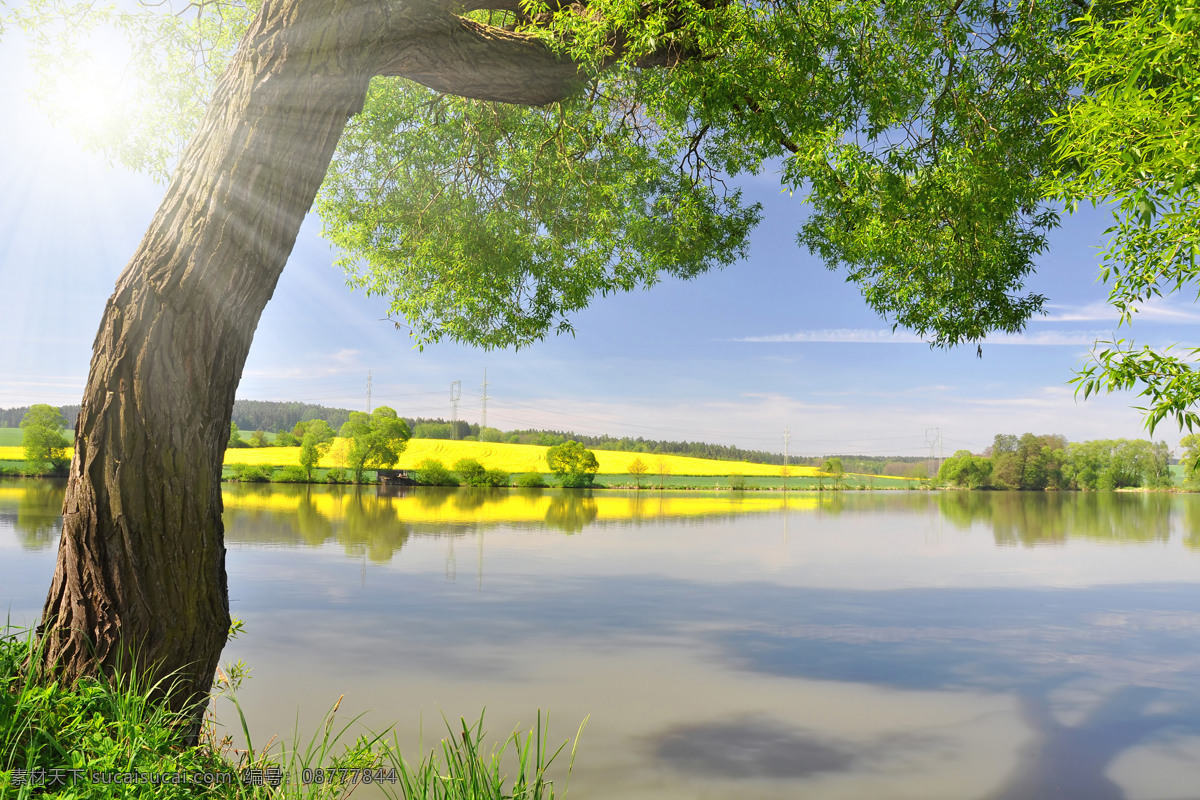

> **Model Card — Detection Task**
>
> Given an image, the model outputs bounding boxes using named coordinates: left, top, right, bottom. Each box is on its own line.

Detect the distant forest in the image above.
left=0, top=405, right=81, bottom=428
left=0, top=400, right=927, bottom=473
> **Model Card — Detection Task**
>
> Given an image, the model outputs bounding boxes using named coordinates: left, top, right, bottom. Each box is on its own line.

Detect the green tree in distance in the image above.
left=1181, top=434, right=1200, bottom=491
left=20, top=405, right=70, bottom=475
left=628, top=457, right=648, bottom=489
left=8, top=0, right=1156, bottom=733
left=938, top=450, right=994, bottom=489
left=299, top=419, right=336, bottom=482
left=822, top=458, right=845, bottom=488
left=547, top=440, right=600, bottom=488
left=339, top=407, right=411, bottom=484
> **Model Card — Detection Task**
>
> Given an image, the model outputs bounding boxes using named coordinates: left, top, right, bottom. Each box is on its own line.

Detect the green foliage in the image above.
left=318, top=74, right=759, bottom=351
left=938, top=450, right=994, bottom=489
left=415, top=458, right=461, bottom=487
left=389, top=711, right=584, bottom=800
left=299, top=419, right=336, bottom=481
left=514, top=472, right=548, bottom=489
left=1051, top=0, right=1200, bottom=432
left=483, top=469, right=511, bottom=488
left=22, top=0, right=1194, bottom=429
left=1, top=628, right=243, bottom=800
left=20, top=404, right=69, bottom=474
left=413, top=422, right=455, bottom=440
left=228, top=463, right=272, bottom=482
left=275, top=430, right=299, bottom=447
left=1181, top=434, right=1200, bottom=490
left=249, top=429, right=269, bottom=448
left=274, top=465, right=308, bottom=483
left=339, top=406, right=411, bottom=484
left=324, top=467, right=348, bottom=484
left=455, top=458, right=487, bottom=486
left=1062, top=439, right=1172, bottom=490
left=728, top=473, right=747, bottom=491
left=627, top=457, right=648, bottom=488
left=546, top=441, right=599, bottom=488
left=479, top=427, right=504, bottom=443
left=228, top=421, right=246, bottom=448
left=989, top=433, right=1067, bottom=490
left=767, top=0, right=1072, bottom=348
left=2, top=626, right=584, bottom=800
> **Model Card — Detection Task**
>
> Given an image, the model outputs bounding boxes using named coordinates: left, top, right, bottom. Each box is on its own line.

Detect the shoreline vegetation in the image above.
left=1, top=419, right=1188, bottom=491
left=0, top=625, right=584, bottom=799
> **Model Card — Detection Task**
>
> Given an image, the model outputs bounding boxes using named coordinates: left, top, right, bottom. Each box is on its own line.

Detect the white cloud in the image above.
left=472, top=387, right=1168, bottom=457
left=1041, top=299, right=1200, bottom=324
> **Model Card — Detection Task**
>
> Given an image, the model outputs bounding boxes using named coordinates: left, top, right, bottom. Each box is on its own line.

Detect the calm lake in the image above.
left=4, top=479, right=1200, bottom=799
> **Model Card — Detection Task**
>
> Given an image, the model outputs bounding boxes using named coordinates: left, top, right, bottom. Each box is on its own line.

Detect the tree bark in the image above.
left=37, top=0, right=595, bottom=742
left=37, top=0, right=388, bottom=739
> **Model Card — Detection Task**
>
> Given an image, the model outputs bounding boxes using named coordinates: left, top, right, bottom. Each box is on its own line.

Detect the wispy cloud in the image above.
left=732, top=329, right=1110, bottom=345
left=1041, top=300, right=1200, bottom=324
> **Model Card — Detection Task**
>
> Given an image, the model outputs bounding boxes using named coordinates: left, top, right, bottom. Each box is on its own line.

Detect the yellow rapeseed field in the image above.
left=0, top=446, right=74, bottom=461
left=221, top=438, right=819, bottom=476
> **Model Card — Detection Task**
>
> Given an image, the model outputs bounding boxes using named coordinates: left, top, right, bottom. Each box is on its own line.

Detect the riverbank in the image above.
left=0, top=627, right=582, bottom=799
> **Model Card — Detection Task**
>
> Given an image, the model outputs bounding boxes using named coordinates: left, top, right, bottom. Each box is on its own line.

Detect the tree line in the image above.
left=939, top=434, right=1174, bottom=491
left=0, top=405, right=80, bottom=429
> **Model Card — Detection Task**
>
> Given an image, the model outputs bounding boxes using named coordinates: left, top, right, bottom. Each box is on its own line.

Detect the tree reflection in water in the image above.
left=5, top=480, right=1200, bottom=797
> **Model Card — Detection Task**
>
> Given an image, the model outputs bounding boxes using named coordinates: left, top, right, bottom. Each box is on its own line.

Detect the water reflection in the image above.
left=936, top=492, right=1176, bottom=546
left=982, top=684, right=1200, bottom=800
left=654, top=716, right=856, bottom=778
left=7, top=481, right=1200, bottom=556
left=4, top=478, right=1200, bottom=799
left=0, top=480, right=65, bottom=549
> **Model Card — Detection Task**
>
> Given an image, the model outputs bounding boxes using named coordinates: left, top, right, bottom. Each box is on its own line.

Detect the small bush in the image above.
left=455, top=458, right=487, bottom=486
left=482, top=468, right=510, bottom=487
left=228, top=463, right=272, bottom=482
left=416, top=458, right=460, bottom=486
left=325, top=467, right=348, bottom=484
left=515, top=472, right=547, bottom=488
left=274, top=465, right=308, bottom=483
left=729, top=473, right=747, bottom=490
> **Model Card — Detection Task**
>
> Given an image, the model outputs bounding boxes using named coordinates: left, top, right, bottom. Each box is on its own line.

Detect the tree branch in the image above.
left=375, top=15, right=584, bottom=105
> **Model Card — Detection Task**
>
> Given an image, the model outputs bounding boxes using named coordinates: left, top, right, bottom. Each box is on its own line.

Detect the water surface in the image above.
left=4, top=481, right=1200, bottom=799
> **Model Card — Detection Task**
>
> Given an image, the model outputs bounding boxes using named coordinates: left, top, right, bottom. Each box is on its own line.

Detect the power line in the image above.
left=480, top=368, right=489, bottom=430
left=450, top=380, right=461, bottom=440
left=925, top=427, right=942, bottom=480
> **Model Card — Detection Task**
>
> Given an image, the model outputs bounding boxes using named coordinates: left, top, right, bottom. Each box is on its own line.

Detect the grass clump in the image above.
left=1, top=625, right=584, bottom=799
left=1, top=626, right=256, bottom=799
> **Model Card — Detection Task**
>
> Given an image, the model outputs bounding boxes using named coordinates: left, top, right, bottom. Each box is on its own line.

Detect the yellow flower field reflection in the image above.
left=224, top=486, right=818, bottom=527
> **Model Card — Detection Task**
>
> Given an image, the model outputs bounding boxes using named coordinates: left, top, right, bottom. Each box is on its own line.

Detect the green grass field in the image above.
left=0, top=427, right=74, bottom=446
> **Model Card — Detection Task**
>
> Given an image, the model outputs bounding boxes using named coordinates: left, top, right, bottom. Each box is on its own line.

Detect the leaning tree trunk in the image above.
left=37, top=0, right=587, bottom=742
left=37, top=0, right=385, bottom=740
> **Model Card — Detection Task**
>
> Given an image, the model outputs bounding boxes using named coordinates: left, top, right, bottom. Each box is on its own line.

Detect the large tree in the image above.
left=8, top=0, right=1091, bottom=736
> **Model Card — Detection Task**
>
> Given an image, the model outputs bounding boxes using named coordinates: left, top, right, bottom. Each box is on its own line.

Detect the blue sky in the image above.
left=1, top=33, right=1196, bottom=459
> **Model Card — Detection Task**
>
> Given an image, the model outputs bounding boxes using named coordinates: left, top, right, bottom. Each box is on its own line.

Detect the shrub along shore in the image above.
left=0, top=626, right=584, bottom=799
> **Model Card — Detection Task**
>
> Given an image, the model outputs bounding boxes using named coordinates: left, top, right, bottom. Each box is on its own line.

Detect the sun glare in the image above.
left=36, top=30, right=140, bottom=147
